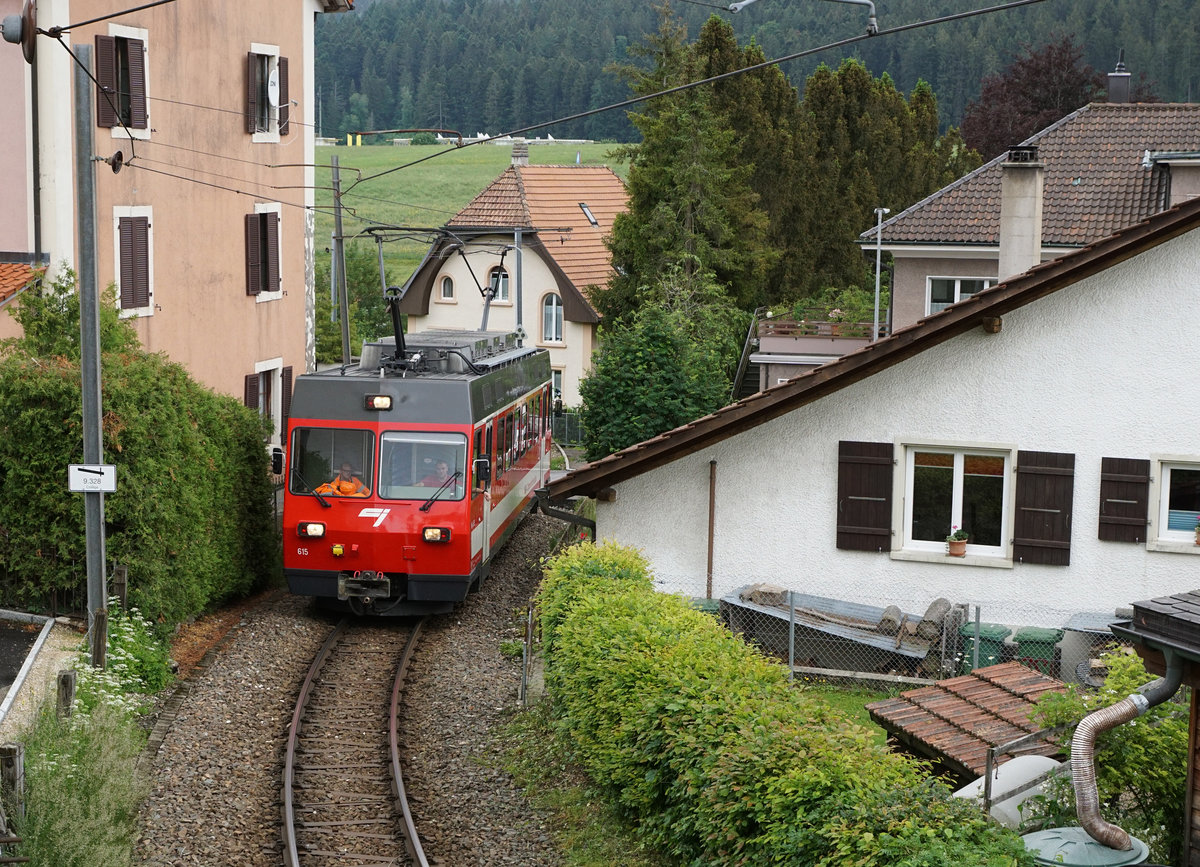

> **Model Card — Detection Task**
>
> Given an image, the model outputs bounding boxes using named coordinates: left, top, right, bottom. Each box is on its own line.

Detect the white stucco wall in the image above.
left=409, top=238, right=594, bottom=405
left=597, top=230, right=1200, bottom=628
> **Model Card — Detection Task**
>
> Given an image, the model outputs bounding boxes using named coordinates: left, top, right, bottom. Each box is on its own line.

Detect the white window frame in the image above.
left=891, top=438, right=1015, bottom=567
left=541, top=293, right=563, bottom=343
left=1148, top=454, right=1200, bottom=552
left=551, top=369, right=563, bottom=402
left=255, top=357, right=284, bottom=446
left=250, top=42, right=282, bottom=144
left=108, top=24, right=151, bottom=142
left=489, top=266, right=510, bottom=303
left=437, top=275, right=455, bottom=302
left=926, top=276, right=994, bottom=316
left=254, top=201, right=283, bottom=303
left=112, top=205, right=153, bottom=318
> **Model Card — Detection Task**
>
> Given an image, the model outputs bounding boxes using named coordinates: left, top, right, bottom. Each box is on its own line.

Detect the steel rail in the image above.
left=389, top=617, right=429, bottom=867
left=281, top=618, right=348, bottom=867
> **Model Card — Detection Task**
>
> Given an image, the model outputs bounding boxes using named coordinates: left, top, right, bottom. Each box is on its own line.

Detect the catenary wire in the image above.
left=347, top=0, right=1047, bottom=192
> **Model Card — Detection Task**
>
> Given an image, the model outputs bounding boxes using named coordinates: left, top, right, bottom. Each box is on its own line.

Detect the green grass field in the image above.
left=314, top=142, right=629, bottom=284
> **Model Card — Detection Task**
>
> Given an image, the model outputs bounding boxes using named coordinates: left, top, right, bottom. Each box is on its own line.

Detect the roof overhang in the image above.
left=547, top=196, right=1200, bottom=501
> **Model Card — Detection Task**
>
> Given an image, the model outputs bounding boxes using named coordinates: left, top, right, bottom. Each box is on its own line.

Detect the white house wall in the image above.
left=410, top=241, right=593, bottom=405
left=597, top=230, right=1200, bottom=628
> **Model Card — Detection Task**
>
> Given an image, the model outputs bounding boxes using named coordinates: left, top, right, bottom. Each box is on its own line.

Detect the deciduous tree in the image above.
left=961, top=34, right=1106, bottom=160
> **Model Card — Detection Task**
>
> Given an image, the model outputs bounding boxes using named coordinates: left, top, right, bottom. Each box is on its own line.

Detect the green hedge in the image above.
left=0, top=273, right=280, bottom=626
left=537, top=543, right=1035, bottom=867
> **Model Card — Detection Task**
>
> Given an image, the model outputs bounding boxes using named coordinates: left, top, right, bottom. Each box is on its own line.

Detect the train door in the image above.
left=480, top=421, right=494, bottom=562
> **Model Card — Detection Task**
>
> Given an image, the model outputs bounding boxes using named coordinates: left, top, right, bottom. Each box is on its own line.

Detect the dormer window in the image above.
left=579, top=203, right=598, bottom=226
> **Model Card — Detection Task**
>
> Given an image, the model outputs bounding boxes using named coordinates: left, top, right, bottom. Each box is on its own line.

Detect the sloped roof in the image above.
left=449, top=164, right=626, bottom=292
left=403, top=164, right=626, bottom=322
left=0, top=263, right=38, bottom=307
left=865, top=662, right=1065, bottom=780
left=547, top=193, right=1200, bottom=500
left=867, top=103, right=1200, bottom=249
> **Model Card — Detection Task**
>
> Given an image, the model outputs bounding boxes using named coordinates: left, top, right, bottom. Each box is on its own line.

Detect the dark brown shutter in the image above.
left=246, top=52, right=259, bottom=133
left=280, top=366, right=293, bottom=433
left=126, top=38, right=147, bottom=129
left=95, top=35, right=118, bottom=128
left=119, top=217, right=135, bottom=308
left=1098, top=457, right=1150, bottom=543
left=836, top=441, right=893, bottom=552
left=244, top=374, right=260, bottom=409
left=117, top=216, right=150, bottom=309
left=245, top=213, right=261, bottom=295
left=278, top=57, right=290, bottom=135
left=266, top=213, right=280, bottom=293
left=1014, top=451, right=1075, bottom=565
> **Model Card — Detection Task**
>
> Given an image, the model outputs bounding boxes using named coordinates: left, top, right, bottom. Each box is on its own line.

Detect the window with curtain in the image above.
left=542, top=293, right=563, bottom=342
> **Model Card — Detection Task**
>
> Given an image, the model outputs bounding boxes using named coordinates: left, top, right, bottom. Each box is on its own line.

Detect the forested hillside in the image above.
left=315, top=0, right=1196, bottom=142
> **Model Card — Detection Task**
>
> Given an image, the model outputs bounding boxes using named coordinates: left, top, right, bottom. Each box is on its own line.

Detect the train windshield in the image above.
left=289, top=428, right=375, bottom=497
left=379, top=431, right=468, bottom=501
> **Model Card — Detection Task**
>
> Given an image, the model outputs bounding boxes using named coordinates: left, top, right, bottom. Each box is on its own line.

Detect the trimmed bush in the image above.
left=537, top=542, right=1035, bottom=866
left=0, top=272, right=279, bottom=626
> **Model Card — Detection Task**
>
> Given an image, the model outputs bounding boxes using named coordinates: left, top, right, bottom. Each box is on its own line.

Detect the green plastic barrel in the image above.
left=1014, top=627, right=1064, bottom=677
left=958, top=622, right=1011, bottom=674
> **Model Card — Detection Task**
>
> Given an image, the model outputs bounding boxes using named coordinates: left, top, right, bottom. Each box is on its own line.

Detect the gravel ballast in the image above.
left=136, top=512, right=566, bottom=866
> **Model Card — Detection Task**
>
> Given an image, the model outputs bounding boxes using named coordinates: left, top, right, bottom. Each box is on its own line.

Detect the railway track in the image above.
left=282, top=618, right=428, bottom=867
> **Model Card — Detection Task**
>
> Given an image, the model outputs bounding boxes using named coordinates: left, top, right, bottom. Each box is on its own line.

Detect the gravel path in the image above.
left=135, top=512, right=567, bottom=866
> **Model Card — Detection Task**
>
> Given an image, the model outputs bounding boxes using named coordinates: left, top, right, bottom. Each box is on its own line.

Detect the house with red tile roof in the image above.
left=0, top=0, right=352, bottom=445
left=398, top=146, right=627, bottom=407
left=865, top=100, right=1200, bottom=333
left=0, top=261, right=41, bottom=333
left=545, top=191, right=1200, bottom=653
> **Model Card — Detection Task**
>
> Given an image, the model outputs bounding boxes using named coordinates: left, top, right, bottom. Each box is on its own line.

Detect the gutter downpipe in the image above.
left=706, top=460, right=717, bottom=599
left=1070, top=650, right=1184, bottom=850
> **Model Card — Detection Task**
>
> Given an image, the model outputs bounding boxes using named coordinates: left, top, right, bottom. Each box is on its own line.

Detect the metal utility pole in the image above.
left=873, top=207, right=889, bottom=341
left=74, top=44, right=107, bottom=665
left=331, top=156, right=351, bottom=364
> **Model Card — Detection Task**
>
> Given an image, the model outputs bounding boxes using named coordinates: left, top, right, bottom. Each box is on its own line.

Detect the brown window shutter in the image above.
left=1098, top=457, right=1150, bottom=543
left=836, top=441, right=893, bottom=552
left=281, top=366, right=293, bottom=432
left=95, top=35, right=118, bottom=128
left=118, top=217, right=135, bottom=308
left=127, top=38, right=147, bottom=129
left=246, top=52, right=259, bottom=134
left=266, top=213, right=280, bottom=292
left=279, top=57, right=290, bottom=135
left=245, top=213, right=262, bottom=295
left=130, top=216, right=149, bottom=307
left=1014, top=450, right=1075, bottom=565
left=244, top=373, right=260, bottom=409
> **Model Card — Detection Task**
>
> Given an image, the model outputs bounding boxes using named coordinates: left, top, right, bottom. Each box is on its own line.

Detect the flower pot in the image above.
left=947, top=538, right=967, bottom=557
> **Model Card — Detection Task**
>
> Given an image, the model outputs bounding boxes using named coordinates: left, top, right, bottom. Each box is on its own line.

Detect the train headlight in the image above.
left=365, top=394, right=393, bottom=410
left=297, top=522, right=325, bottom=538
left=422, top=527, right=451, bottom=543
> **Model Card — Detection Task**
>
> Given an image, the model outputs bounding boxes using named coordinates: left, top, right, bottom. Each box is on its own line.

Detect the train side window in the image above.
left=473, top=427, right=485, bottom=490
left=506, top=412, right=515, bottom=465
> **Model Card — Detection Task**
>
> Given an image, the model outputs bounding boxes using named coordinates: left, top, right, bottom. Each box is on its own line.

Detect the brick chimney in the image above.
left=998, top=145, right=1044, bottom=282
left=511, top=142, right=529, bottom=166
left=1108, top=50, right=1131, bottom=104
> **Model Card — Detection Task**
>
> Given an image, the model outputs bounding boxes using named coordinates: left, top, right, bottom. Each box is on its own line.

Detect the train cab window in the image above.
left=379, top=431, right=467, bottom=501
left=290, top=428, right=374, bottom=497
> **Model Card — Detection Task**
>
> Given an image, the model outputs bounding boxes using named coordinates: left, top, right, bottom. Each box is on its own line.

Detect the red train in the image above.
left=281, top=323, right=552, bottom=615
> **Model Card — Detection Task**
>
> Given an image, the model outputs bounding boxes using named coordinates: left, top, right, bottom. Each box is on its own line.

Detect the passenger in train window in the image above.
left=316, top=462, right=370, bottom=497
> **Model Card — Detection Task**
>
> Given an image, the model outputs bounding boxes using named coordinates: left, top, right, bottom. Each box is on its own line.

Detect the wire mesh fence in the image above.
left=551, top=410, right=586, bottom=447
left=717, top=583, right=1128, bottom=689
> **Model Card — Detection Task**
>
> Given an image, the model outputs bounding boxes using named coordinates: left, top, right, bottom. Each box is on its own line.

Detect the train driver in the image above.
left=418, top=459, right=454, bottom=488
left=316, top=462, right=371, bottom=497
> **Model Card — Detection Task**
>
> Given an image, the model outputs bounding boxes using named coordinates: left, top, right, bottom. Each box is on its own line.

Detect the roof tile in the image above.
left=878, top=103, right=1200, bottom=248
